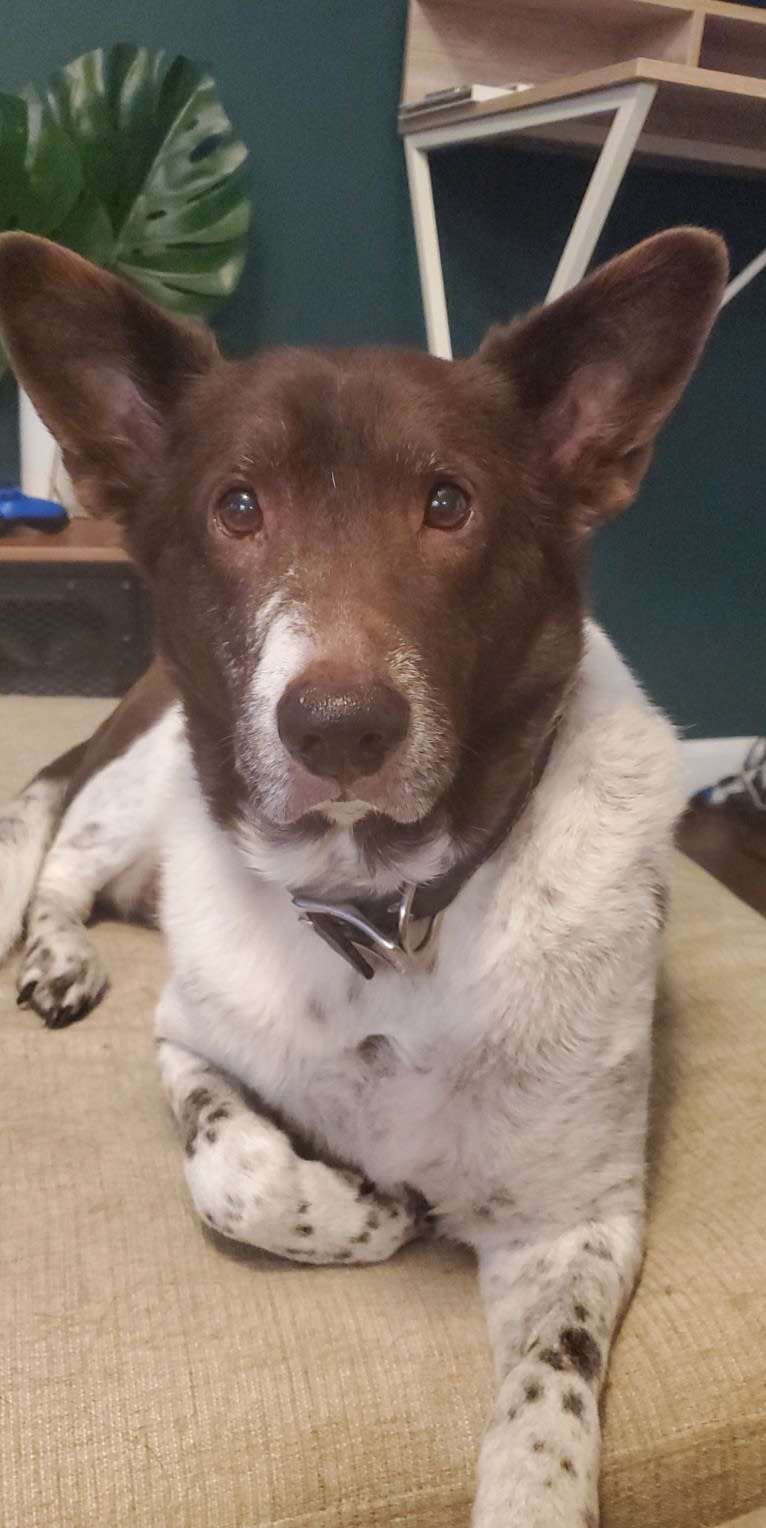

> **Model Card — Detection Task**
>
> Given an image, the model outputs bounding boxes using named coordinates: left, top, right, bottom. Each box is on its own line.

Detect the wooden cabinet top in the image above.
left=0, top=520, right=129, bottom=564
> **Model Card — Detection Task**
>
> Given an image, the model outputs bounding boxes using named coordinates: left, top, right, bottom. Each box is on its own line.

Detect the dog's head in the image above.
left=0, top=229, right=726, bottom=881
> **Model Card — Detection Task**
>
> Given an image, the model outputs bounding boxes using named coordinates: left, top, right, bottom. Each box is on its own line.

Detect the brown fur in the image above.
left=64, top=660, right=177, bottom=806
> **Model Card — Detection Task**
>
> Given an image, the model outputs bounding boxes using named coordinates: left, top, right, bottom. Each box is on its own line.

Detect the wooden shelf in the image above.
left=0, top=520, right=129, bottom=563
left=401, top=1, right=766, bottom=172
left=401, top=0, right=766, bottom=357
left=400, top=56, right=766, bottom=173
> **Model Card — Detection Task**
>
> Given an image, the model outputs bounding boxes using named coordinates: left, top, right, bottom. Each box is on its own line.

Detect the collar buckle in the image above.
left=292, top=883, right=440, bottom=980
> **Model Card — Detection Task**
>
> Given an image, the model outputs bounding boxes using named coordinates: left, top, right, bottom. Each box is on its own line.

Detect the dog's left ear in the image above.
left=478, top=228, right=728, bottom=529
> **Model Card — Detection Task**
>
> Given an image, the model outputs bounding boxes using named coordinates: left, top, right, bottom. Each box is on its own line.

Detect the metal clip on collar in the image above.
left=292, top=883, right=439, bottom=980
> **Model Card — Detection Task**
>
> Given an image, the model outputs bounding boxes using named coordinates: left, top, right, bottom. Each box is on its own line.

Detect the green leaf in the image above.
left=53, top=189, right=115, bottom=266
left=0, top=88, right=85, bottom=236
left=0, top=90, right=87, bottom=375
left=43, top=45, right=251, bottom=318
left=17, top=86, right=85, bottom=234
left=0, top=94, right=28, bottom=228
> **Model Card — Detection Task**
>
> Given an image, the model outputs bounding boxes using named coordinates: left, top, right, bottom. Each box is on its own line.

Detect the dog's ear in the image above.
left=478, top=228, right=727, bottom=529
left=0, top=233, right=219, bottom=519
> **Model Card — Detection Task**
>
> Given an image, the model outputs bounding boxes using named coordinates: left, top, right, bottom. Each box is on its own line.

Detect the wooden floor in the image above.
left=678, top=799, right=766, bottom=920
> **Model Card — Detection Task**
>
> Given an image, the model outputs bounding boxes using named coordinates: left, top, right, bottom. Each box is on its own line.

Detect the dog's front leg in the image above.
left=473, top=1214, right=643, bottom=1527
left=157, top=1034, right=422, bottom=1265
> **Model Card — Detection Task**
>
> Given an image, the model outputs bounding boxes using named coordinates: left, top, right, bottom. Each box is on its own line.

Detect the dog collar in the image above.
left=291, top=728, right=557, bottom=980
left=292, top=881, right=439, bottom=980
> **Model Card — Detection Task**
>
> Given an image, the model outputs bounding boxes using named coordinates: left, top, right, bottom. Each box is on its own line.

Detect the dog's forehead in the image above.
left=243, top=344, right=458, bottom=416
left=192, top=345, right=509, bottom=478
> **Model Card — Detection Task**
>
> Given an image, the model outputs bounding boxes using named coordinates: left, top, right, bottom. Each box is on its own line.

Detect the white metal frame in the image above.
left=404, top=80, right=763, bottom=355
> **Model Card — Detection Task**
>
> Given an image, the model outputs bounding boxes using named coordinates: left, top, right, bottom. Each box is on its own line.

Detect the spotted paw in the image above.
left=183, top=1103, right=421, bottom=1265
left=17, top=923, right=108, bottom=1027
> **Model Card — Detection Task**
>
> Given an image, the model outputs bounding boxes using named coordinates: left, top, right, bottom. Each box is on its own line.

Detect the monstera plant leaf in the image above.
left=0, top=88, right=91, bottom=245
left=0, top=94, right=33, bottom=229
left=0, top=90, right=100, bottom=374
left=0, top=46, right=250, bottom=374
left=43, top=45, right=251, bottom=316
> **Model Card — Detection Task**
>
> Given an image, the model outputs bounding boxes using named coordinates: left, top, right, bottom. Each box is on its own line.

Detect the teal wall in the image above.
left=1, top=0, right=764, bottom=736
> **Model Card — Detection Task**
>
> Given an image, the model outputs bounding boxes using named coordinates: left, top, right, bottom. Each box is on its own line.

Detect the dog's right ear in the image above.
left=0, top=233, right=219, bottom=519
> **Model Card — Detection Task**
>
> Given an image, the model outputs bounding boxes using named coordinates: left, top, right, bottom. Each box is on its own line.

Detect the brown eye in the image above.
left=424, top=481, right=471, bottom=531
left=215, top=488, right=263, bottom=538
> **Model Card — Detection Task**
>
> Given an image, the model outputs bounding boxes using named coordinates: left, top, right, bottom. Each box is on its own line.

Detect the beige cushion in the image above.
left=2, top=696, right=765, bottom=1527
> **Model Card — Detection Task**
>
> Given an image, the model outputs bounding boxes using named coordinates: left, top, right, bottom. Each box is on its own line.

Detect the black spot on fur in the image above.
left=540, top=1348, right=567, bottom=1372
left=532, top=1440, right=545, bottom=1453
left=297, top=1201, right=310, bottom=1216
left=583, top=1240, right=613, bottom=1263
left=296, top=1224, right=314, bottom=1237
left=652, top=882, right=670, bottom=927
left=491, top=1189, right=516, bottom=1209
left=352, top=1230, right=371, bottom=1244
left=561, top=1457, right=576, bottom=1476
left=358, top=1177, right=375, bottom=1198
left=187, top=1087, right=213, bottom=1111
left=335, top=1249, right=353, bottom=1261
left=524, top=1381, right=542, bottom=1402
left=560, top=1327, right=601, bottom=1381
left=573, top=1303, right=589, bottom=1322
left=507, top=1406, right=517, bottom=1422
left=562, top=1390, right=584, bottom=1419
left=207, top=1105, right=230, bottom=1125
left=357, top=1033, right=393, bottom=1067
left=182, top=1086, right=219, bottom=1155
left=204, top=1126, right=218, bottom=1143
left=367, top=1210, right=380, bottom=1231
left=48, top=973, right=77, bottom=1004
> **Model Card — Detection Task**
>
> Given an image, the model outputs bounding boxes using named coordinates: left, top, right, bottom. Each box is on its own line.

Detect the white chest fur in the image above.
left=156, top=627, right=682, bottom=1247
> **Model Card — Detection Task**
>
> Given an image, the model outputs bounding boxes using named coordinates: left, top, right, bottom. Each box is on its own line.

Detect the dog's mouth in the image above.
left=258, top=744, right=447, bottom=829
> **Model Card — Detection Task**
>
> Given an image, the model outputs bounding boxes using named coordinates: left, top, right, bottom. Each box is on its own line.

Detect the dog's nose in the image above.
left=277, top=680, right=409, bottom=782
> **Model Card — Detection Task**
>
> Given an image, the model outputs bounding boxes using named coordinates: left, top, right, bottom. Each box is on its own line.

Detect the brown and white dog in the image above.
left=0, top=229, right=726, bottom=1525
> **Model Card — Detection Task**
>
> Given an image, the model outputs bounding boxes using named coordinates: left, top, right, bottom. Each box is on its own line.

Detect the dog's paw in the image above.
left=183, top=1103, right=421, bottom=1265
left=17, top=921, right=108, bottom=1027
left=280, top=1157, right=423, bottom=1265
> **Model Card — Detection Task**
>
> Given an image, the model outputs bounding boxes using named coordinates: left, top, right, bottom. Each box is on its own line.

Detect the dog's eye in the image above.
left=215, top=488, right=263, bottom=538
left=424, top=482, right=471, bottom=531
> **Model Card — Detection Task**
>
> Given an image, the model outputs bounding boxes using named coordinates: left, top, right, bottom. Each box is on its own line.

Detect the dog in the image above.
left=0, top=227, right=726, bottom=1525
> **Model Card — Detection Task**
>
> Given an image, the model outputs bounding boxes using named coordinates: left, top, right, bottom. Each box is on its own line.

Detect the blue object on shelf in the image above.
left=0, top=490, right=70, bottom=534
